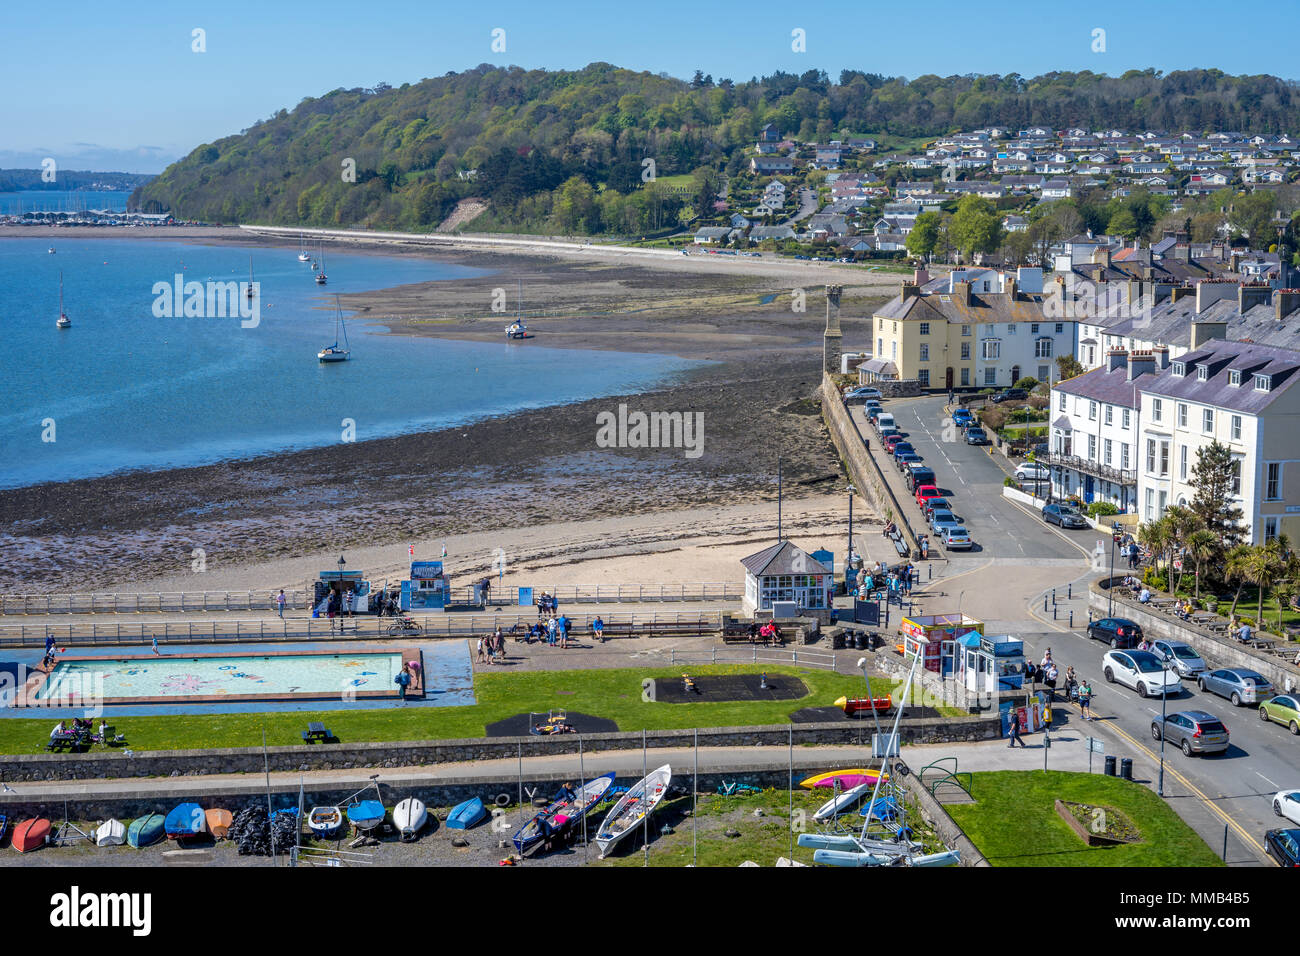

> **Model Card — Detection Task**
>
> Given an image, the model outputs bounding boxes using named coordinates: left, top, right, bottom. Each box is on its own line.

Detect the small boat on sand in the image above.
left=95, top=819, right=126, bottom=847
left=346, top=800, right=385, bottom=833
left=128, top=814, right=165, bottom=848
left=799, top=769, right=885, bottom=790
left=164, top=803, right=208, bottom=840
left=205, top=809, right=233, bottom=840
left=813, top=782, right=871, bottom=822
left=12, top=818, right=50, bottom=853
left=308, top=806, right=344, bottom=839
left=512, top=773, right=614, bottom=857
left=393, top=798, right=427, bottom=841
left=446, top=797, right=486, bottom=830
left=594, top=764, right=671, bottom=858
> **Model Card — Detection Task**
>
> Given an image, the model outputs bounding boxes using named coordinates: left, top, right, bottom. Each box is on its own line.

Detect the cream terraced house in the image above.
left=870, top=267, right=1075, bottom=391
left=1136, top=337, right=1300, bottom=544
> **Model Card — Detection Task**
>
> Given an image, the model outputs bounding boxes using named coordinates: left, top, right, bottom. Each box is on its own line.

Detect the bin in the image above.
left=1120, top=757, right=1133, bottom=781
left=1104, top=755, right=1117, bottom=776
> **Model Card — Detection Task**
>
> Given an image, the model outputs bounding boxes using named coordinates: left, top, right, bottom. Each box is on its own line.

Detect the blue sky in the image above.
left=4, top=0, right=1296, bottom=173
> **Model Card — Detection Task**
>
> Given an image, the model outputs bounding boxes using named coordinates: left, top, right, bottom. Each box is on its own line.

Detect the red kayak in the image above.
left=834, top=695, right=893, bottom=715
left=12, top=818, right=51, bottom=853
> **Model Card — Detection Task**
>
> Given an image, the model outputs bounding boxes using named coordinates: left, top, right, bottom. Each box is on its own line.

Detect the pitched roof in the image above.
left=1141, top=339, right=1300, bottom=414
left=740, top=541, right=832, bottom=577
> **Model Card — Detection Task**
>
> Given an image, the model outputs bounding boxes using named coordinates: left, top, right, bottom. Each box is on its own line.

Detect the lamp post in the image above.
left=847, top=483, right=856, bottom=567
left=1157, top=656, right=1171, bottom=797
left=1108, top=526, right=1117, bottom=617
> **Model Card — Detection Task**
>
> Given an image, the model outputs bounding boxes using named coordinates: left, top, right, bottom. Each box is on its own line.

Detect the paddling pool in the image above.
left=28, top=647, right=417, bottom=705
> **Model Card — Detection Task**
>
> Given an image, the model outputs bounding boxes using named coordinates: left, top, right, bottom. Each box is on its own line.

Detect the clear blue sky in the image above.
left=4, top=0, right=1296, bottom=173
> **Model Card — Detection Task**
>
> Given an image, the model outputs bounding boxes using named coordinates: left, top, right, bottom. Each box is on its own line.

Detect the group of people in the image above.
left=854, top=560, right=915, bottom=603
left=372, top=588, right=402, bottom=618
left=478, top=628, right=508, bottom=663
left=746, top=621, right=785, bottom=645
left=48, top=718, right=119, bottom=748
left=535, top=592, right=559, bottom=617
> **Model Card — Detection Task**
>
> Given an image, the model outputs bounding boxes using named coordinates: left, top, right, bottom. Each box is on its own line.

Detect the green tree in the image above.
left=1107, top=207, right=1140, bottom=239
left=905, top=211, right=942, bottom=260
left=1225, top=544, right=1254, bottom=618
left=948, top=195, right=1003, bottom=262
left=1056, top=354, right=1085, bottom=381
left=1185, top=528, right=1219, bottom=601
left=1188, top=440, right=1245, bottom=548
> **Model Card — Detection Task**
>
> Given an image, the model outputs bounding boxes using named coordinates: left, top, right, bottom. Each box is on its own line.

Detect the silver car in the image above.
left=1151, top=710, right=1230, bottom=756
left=1198, top=668, right=1274, bottom=707
left=1150, top=640, right=1206, bottom=679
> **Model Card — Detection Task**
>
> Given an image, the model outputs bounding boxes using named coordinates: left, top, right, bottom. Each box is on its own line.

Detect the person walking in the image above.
left=494, top=629, right=505, bottom=662
left=151, top=635, right=161, bottom=656
left=276, top=589, right=286, bottom=619
left=476, top=636, right=487, bottom=664
left=1044, top=660, right=1059, bottom=700
left=1007, top=707, right=1027, bottom=747
left=1078, top=679, right=1094, bottom=720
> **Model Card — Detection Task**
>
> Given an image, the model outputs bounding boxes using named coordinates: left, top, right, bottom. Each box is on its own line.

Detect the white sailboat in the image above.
left=56, top=272, right=71, bottom=328
left=298, top=233, right=311, bottom=262
left=246, top=255, right=256, bottom=299
left=594, top=764, right=671, bottom=858
left=318, top=295, right=351, bottom=363
left=314, top=244, right=327, bottom=284
left=393, top=797, right=427, bottom=841
left=505, top=279, right=527, bottom=338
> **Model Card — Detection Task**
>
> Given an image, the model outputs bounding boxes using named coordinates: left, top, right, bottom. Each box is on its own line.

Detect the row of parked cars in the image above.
left=854, top=391, right=974, bottom=551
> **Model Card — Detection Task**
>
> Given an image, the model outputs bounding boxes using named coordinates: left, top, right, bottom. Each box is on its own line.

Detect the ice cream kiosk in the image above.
left=402, top=560, right=451, bottom=612
left=898, top=612, right=984, bottom=676
left=958, top=633, right=1026, bottom=694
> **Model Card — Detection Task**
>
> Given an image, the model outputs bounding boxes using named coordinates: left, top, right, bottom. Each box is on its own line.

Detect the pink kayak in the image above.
left=799, top=769, right=886, bottom=790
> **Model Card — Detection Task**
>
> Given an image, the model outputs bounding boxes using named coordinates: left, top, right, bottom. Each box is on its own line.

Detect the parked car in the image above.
left=915, top=485, right=943, bottom=509
left=1198, top=668, right=1274, bottom=707
left=891, top=441, right=915, bottom=460
left=905, top=466, right=936, bottom=492
left=989, top=388, right=1028, bottom=404
left=896, top=452, right=923, bottom=471
left=1258, top=693, right=1300, bottom=734
left=845, top=386, right=883, bottom=401
left=923, top=497, right=952, bottom=520
left=883, top=434, right=905, bottom=453
left=1042, top=503, right=1088, bottom=529
left=1150, top=710, right=1230, bottom=756
left=929, top=510, right=961, bottom=535
left=1265, top=828, right=1300, bottom=867
left=875, top=413, right=896, bottom=432
left=941, top=526, right=973, bottom=550
left=1273, top=789, right=1300, bottom=826
left=1087, top=617, right=1143, bottom=649
left=878, top=426, right=901, bottom=444
left=951, top=408, right=975, bottom=428
left=1102, top=649, right=1183, bottom=698
left=1149, top=640, right=1207, bottom=679
left=866, top=405, right=883, bottom=423
left=965, top=427, right=989, bottom=445
left=1014, top=462, right=1051, bottom=482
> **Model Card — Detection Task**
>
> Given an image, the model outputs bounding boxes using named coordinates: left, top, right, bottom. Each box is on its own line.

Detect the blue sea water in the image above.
left=0, top=238, right=699, bottom=488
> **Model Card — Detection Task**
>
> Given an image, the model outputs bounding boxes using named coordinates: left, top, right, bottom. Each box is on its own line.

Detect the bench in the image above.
left=45, top=734, right=88, bottom=754
left=301, top=722, right=333, bottom=744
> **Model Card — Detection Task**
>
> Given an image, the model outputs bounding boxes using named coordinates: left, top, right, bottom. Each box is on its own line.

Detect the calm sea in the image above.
left=0, top=238, right=698, bottom=488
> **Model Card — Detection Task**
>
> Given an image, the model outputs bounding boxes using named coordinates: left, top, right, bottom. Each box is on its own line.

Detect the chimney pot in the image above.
left=1108, top=348, right=1129, bottom=372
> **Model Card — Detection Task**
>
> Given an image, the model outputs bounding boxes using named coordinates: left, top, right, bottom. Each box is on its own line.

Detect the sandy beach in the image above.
left=1, top=226, right=895, bottom=592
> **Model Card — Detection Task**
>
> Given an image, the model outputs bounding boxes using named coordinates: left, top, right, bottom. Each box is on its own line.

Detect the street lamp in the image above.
left=1157, top=655, right=1172, bottom=797
left=846, top=483, right=857, bottom=569
left=1107, top=525, right=1118, bottom=617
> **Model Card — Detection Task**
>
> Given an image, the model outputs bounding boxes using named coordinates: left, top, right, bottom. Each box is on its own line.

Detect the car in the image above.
left=929, top=510, right=961, bottom=535
left=964, top=427, right=989, bottom=445
left=1199, top=668, right=1274, bottom=706
left=1014, top=462, right=1051, bottom=482
left=905, top=466, right=936, bottom=491
left=1265, top=828, right=1300, bottom=867
left=1273, top=789, right=1300, bottom=826
left=989, top=388, right=1029, bottom=404
left=1149, top=640, right=1207, bottom=679
left=923, top=497, right=952, bottom=520
left=1042, top=503, right=1088, bottom=529
left=896, top=452, right=924, bottom=471
left=941, top=526, right=973, bottom=550
left=915, top=485, right=942, bottom=508
left=1259, top=693, right=1300, bottom=734
left=875, top=413, right=896, bottom=432
left=891, top=441, right=915, bottom=460
left=878, top=426, right=901, bottom=444
left=1150, top=710, right=1230, bottom=756
left=845, top=386, right=883, bottom=401
left=883, top=434, right=905, bottom=453
left=951, top=408, right=975, bottom=427
left=1103, top=649, right=1183, bottom=698
left=1087, top=617, right=1143, bottom=649
left=865, top=404, right=883, bottom=421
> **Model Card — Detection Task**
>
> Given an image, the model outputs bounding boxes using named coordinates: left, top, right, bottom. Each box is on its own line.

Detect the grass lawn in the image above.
left=0, top=665, right=900, bottom=756
left=946, top=771, right=1223, bottom=867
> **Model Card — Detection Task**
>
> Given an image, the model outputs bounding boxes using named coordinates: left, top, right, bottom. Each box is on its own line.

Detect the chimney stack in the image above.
left=1108, top=348, right=1129, bottom=372
left=1151, top=345, right=1170, bottom=369
left=1195, top=279, right=1237, bottom=314
left=955, top=280, right=973, bottom=305
left=1240, top=283, right=1272, bottom=314
left=1171, top=284, right=1194, bottom=304
left=913, top=265, right=930, bottom=286
left=901, top=281, right=920, bottom=301
left=1127, top=350, right=1157, bottom=382
left=1190, top=320, right=1228, bottom=349
left=1275, top=288, right=1300, bottom=321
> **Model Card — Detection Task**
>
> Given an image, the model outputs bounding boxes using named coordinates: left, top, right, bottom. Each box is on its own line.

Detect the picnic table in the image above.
left=301, top=722, right=333, bottom=744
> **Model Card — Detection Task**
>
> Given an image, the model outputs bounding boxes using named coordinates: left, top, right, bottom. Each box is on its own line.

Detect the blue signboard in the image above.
left=410, top=561, right=444, bottom=580
left=518, top=587, right=534, bottom=606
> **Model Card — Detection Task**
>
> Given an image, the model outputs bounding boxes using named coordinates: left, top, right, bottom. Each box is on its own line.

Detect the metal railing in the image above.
left=0, top=611, right=728, bottom=648
left=0, top=583, right=743, bottom=617
left=1048, top=453, right=1136, bottom=485
left=666, top=646, right=839, bottom=670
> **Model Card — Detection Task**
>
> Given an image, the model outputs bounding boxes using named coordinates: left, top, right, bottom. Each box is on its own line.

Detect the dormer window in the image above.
left=1255, top=374, right=1272, bottom=392
left=1196, top=365, right=1208, bottom=381
left=1229, top=369, right=1241, bottom=386
left=1172, top=362, right=1185, bottom=377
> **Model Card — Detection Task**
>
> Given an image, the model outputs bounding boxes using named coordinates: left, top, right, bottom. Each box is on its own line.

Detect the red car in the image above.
left=883, top=434, right=904, bottom=453
left=915, top=485, right=942, bottom=508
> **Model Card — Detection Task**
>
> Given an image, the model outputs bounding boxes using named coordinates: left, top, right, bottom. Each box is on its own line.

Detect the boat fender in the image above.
left=494, top=793, right=511, bottom=808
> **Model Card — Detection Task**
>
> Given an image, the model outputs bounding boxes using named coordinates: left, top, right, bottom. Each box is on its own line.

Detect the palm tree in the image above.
left=1138, top=519, right=1172, bottom=587
left=1226, top=544, right=1254, bottom=618
left=1185, top=528, right=1218, bottom=602
left=1162, top=505, right=1202, bottom=594
left=1244, top=542, right=1285, bottom=625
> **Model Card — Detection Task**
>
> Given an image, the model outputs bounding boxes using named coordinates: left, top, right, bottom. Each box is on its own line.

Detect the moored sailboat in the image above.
left=317, top=295, right=351, bottom=363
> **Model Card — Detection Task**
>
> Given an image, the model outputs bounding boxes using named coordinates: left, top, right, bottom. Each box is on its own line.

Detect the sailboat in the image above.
left=56, top=272, right=71, bottom=329
left=298, top=233, right=311, bottom=262
left=246, top=256, right=256, bottom=299
left=318, top=295, right=351, bottom=363
left=314, top=244, right=327, bottom=284
left=505, top=279, right=527, bottom=338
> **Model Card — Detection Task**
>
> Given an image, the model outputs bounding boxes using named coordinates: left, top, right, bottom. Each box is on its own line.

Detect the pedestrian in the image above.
left=1079, top=679, right=1093, bottom=720
left=593, top=615, right=605, bottom=643
left=476, top=636, right=487, bottom=663
left=151, top=635, right=161, bottom=656
left=1043, top=698, right=1053, bottom=732
left=547, top=617, right=558, bottom=646
left=494, top=630, right=505, bottom=662
left=407, top=659, right=422, bottom=690
left=276, top=589, right=286, bottom=619
left=1045, top=661, right=1059, bottom=699
left=395, top=664, right=411, bottom=702
left=1007, top=707, right=1027, bottom=747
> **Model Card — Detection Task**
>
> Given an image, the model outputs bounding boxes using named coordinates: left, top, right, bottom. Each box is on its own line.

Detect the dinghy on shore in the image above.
left=594, top=764, right=671, bottom=858
left=95, top=819, right=126, bottom=847
left=308, top=806, right=344, bottom=839
left=512, top=773, right=614, bottom=857
left=394, top=798, right=427, bottom=841
left=12, top=818, right=50, bottom=853
left=446, top=797, right=486, bottom=830
left=164, top=803, right=208, bottom=840
left=128, top=814, right=165, bottom=848
left=205, top=809, right=233, bottom=840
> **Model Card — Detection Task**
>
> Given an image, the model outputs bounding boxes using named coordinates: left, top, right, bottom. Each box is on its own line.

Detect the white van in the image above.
left=875, top=413, right=896, bottom=433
